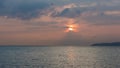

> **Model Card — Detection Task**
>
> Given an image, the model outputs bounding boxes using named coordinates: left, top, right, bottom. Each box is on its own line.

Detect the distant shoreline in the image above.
left=91, top=42, right=120, bottom=46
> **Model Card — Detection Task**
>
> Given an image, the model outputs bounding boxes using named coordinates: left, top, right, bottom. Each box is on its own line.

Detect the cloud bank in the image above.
left=0, top=0, right=50, bottom=19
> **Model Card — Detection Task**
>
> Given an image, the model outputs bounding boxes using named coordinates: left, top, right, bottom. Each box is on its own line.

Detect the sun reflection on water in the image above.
left=65, top=46, right=76, bottom=65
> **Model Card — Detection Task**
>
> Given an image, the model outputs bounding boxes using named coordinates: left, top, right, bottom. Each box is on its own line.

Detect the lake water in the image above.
left=0, top=46, right=120, bottom=68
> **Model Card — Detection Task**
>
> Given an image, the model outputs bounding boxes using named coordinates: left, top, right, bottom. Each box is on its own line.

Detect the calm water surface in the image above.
left=0, top=46, right=120, bottom=68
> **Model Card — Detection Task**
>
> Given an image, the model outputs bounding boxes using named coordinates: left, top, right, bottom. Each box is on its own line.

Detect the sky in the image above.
left=0, top=0, right=120, bottom=46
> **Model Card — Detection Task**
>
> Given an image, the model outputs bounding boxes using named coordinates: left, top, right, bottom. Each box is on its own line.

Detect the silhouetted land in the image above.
left=92, top=42, right=120, bottom=46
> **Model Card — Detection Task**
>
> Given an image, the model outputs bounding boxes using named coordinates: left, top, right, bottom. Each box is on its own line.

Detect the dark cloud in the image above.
left=0, top=0, right=120, bottom=20
left=52, top=7, right=91, bottom=18
left=0, top=0, right=50, bottom=19
left=0, top=0, right=5, bottom=8
left=56, top=8, right=81, bottom=18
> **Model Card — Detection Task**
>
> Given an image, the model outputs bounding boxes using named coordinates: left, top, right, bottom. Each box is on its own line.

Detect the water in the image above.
left=0, top=46, right=120, bottom=68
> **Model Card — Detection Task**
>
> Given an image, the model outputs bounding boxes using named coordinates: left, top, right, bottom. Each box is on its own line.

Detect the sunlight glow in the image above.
left=68, top=27, right=73, bottom=31
left=65, top=24, right=79, bottom=32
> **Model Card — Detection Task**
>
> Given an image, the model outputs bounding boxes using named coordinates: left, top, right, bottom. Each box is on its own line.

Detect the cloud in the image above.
left=56, top=8, right=81, bottom=18
left=50, top=3, right=89, bottom=18
left=104, top=10, right=120, bottom=16
left=79, top=2, right=97, bottom=8
left=0, top=0, right=120, bottom=20
left=0, top=0, right=50, bottom=19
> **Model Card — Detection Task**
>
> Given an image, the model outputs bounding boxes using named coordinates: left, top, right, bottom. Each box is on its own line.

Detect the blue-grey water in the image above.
left=0, top=46, right=120, bottom=68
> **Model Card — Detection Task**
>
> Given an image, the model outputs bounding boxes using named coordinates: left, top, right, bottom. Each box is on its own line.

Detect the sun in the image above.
left=65, top=24, right=79, bottom=32
left=68, top=25, right=74, bottom=32
left=68, top=27, right=73, bottom=31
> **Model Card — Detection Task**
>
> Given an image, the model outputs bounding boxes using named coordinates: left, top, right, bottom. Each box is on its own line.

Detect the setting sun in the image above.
left=65, top=24, right=79, bottom=32
left=68, top=27, right=74, bottom=31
